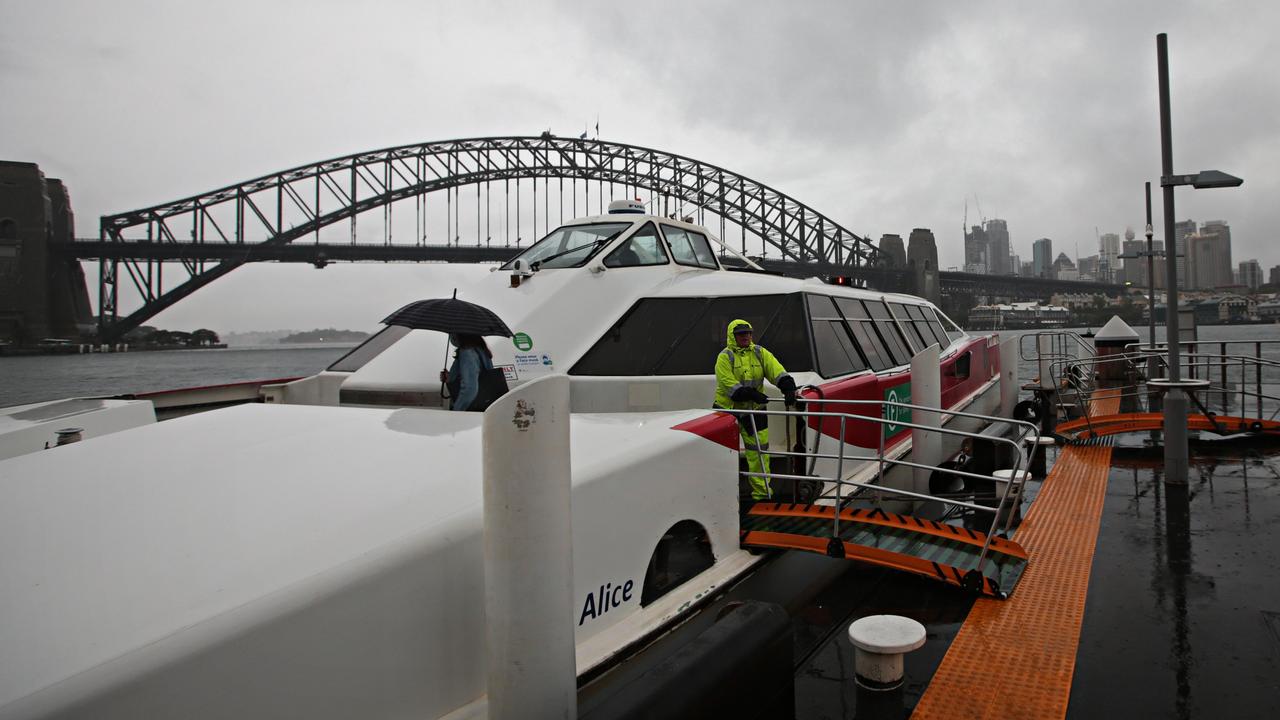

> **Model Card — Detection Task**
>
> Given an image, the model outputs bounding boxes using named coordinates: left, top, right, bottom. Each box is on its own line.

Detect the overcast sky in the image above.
left=3, top=0, right=1277, bottom=332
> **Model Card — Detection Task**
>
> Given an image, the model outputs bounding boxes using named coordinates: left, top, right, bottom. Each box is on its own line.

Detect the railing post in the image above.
left=999, top=337, right=1018, bottom=419
left=1220, top=343, right=1228, bottom=411
left=1037, top=334, right=1055, bottom=392
left=1257, top=342, right=1264, bottom=420
left=482, top=374, right=577, bottom=720
left=910, top=344, right=942, bottom=495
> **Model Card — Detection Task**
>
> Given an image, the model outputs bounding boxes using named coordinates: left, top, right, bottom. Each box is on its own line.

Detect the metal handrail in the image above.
left=1044, top=349, right=1280, bottom=429
left=1018, top=330, right=1097, bottom=363
left=727, top=399, right=1035, bottom=589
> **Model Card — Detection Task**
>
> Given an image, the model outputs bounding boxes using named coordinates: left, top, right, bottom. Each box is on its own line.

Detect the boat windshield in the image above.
left=502, top=222, right=633, bottom=270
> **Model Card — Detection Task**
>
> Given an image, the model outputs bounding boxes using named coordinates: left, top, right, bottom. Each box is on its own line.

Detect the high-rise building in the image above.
left=1270, top=265, right=1280, bottom=287
left=1173, top=219, right=1196, bottom=287
left=964, top=224, right=988, bottom=273
left=1077, top=255, right=1101, bottom=281
left=985, top=219, right=1010, bottom=275
left=1121, top=239, right=1144, bottom=284
left=1099, top=232, right=1120, bottom=283
left=1239, top=259, right=1262, bottom=290
left=1200, top=220, right=1233, bottom=286
left=1032, top=238, right=1053, bottom=278
left=1188, top=232, right=1232, bottom=289
left=1053, top=252, right=1078, bottom=281
left=1010, top=253, right=1022, bottom=276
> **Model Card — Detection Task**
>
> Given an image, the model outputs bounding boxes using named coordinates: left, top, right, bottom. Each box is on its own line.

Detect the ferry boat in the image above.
left=0, top=202, right=1015, bottom=719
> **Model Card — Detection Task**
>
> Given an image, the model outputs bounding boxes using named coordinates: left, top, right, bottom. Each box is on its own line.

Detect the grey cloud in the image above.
left=5, top=0, right=1279, bottom=331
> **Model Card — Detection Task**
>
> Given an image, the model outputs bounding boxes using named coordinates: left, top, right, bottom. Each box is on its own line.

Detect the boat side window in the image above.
left=948, top=351, right=972, bottom=380
left=328, top=325, right=412, bottom=372
left=571, top=298, right=707, bottom=375
left=901, top=303, right=948, bottom=351
left=603, top=222, right=669, bottom=268
left=919, top=306, right=952, bottom=349
left=864, top=301, right=912, bottom=366
left=805, top=294, right=867, bottom=378
left=890, top=302, right=928, bottom=354
left=833, top=297, right=892, bottom=371
left=935, top=309, right=967, bottom=343
left=655, top=293, right=812, bottom=375
left=663, top=225, right=719, bottom=269
left=754, top=293, right=814, bottom=374
left=501, top=221, right=632, bottom=270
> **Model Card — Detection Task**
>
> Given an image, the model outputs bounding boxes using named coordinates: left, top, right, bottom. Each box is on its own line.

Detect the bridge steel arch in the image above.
left=95, top=136, right=878, bottom=341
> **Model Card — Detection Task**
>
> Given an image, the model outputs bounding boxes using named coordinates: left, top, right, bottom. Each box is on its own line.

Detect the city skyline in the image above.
left=949, top=215, right=1274, bottom=287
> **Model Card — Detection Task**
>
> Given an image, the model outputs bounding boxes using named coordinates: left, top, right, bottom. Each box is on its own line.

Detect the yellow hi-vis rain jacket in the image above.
left=713, top=319, right=791, bottom=411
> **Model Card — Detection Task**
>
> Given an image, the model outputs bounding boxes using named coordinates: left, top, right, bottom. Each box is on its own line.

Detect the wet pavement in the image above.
left=1069, top=437, right=1280, bottom=719
left=789, top=435, right=1280, bottom=719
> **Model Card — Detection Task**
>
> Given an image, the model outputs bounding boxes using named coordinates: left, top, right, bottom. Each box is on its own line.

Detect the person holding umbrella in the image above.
left=443, top=334, right=494, bottom=411
left=381, top=291, right=513, bottom=412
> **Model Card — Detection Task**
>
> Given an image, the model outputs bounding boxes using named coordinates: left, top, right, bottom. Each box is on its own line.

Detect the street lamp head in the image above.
left=1191, top=169, right=1244, bottom=189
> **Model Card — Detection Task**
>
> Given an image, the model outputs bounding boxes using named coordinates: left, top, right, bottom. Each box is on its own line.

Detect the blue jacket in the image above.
left=447, top=346, right=493, bottom=411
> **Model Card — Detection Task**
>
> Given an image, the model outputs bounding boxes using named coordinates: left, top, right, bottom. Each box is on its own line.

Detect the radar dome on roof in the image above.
left=608, top=199, right=647, bottom=214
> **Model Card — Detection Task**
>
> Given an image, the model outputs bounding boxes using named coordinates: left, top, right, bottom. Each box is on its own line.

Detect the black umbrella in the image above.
left=381, top=292, right=513, bottom=337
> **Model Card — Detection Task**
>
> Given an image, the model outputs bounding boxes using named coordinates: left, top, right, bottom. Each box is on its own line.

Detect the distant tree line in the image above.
left=121, top=326, right=222, bottom=347
left=279, top=328, right=370, bottom=343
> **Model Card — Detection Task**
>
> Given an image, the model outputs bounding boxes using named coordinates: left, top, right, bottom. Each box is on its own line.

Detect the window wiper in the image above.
left=530, top=232, right=621, bottom=270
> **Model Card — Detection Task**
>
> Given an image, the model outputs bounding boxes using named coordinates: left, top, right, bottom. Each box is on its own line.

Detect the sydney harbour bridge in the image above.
left=18, top=135, right=1119, bottom=342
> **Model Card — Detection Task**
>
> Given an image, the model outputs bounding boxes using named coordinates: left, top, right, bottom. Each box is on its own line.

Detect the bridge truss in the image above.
left=92, top=136, right=878, bottom=341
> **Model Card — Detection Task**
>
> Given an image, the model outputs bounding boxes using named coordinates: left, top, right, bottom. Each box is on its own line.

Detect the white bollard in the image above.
left=999, top=336, right=1019, bottom=418
left=993, top=467, right=1032, bottom=528
left=847, top=615, right=927, bottom=690
left=482, top=374, right=577, bottom=720
left=910, top=344, right=941, bottom=494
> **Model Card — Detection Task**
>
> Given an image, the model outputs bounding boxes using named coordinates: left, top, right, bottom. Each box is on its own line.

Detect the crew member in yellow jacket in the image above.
left=713, top=319, right=797, bottom=500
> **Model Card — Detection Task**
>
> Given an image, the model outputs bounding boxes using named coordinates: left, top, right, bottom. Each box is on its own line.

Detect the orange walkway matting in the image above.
left=912, top=400, right=1116, bottom=719
left=1087, top=387, right=1121, bottom=416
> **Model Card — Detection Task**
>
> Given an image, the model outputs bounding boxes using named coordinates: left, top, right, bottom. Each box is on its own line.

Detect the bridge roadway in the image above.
left=61, top=239, right=1126, bottom=300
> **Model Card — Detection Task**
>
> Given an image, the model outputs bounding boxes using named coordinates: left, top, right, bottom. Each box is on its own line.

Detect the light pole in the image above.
left=1144, top=183, right=1157, bottom=352
left=1155, top=33, right=1243, bottom=485
left=1117, top=183, right=1160, bottom=365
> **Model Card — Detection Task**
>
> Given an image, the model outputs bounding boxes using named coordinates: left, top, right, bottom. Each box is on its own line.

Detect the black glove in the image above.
left=776, top=375, right=797, bottom=407
left=732, top=387, right=770, bottom=404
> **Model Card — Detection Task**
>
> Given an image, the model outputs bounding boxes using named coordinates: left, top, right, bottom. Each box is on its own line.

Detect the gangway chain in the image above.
left=740, top=502, right=1028, bottom=598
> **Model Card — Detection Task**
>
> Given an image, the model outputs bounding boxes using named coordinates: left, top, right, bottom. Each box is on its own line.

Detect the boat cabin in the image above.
left=274, top=203, right=989, bottom=417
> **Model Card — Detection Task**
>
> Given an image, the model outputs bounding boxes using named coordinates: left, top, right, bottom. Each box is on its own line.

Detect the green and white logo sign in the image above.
left=883, top=383, right=912, bottom=438
left=512, top=332, right=533, bottom=352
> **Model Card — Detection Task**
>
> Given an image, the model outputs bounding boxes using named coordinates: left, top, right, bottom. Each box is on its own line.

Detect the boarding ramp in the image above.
left=731, top=399, right=1040, bottom=599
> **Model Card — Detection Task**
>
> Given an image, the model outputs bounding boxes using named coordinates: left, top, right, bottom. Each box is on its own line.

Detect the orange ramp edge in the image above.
left=911, top=440, right=1114, bottom=718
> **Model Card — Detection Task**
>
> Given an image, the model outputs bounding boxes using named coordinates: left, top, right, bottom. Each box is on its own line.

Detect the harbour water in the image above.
left=0, top=344, right=355, bottom=407
left=0, top=323, right=1275, bottom=409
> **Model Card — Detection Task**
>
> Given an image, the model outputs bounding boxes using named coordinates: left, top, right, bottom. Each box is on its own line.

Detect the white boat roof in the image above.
left=340, top=213, right=953, bottom=395
left=0, top=402, right=709, bottom=712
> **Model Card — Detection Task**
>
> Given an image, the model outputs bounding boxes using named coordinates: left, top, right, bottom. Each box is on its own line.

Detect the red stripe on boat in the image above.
left=672, top=412, right=740, bottom=450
